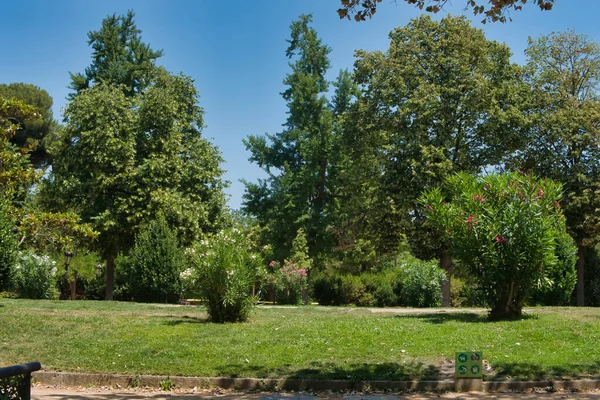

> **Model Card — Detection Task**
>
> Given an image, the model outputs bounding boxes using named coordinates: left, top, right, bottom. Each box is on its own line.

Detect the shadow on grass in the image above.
left=393, top=312, right=538, bottom=325
left=490, top=360, right=600, bottom=381
left=393, top=312, right=490, bottom=324
left=161, top=315, right=208, bottom=326
left=215, top=360, right=440, bottom=381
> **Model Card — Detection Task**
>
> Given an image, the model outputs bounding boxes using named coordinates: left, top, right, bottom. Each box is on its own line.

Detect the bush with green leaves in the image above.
left=11, top=251, right=58, bottom=299
left=122, top=215, right=184, bottom=304
left=189, top=229, right=264, bottom=323
left=399, top=258, right=445, bottom=307
left=528, top=229, right=577, bottom=306
left=421, top=172, right=575, bottom=319
left=0, top=200, right=17, bottom=291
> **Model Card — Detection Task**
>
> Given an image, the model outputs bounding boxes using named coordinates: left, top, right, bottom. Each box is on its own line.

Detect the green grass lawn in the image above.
left=1, top=300, right=600, bottom=381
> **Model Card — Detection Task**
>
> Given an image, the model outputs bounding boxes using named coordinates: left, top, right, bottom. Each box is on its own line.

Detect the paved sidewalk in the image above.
left=31, top=387, right=600, bottom=400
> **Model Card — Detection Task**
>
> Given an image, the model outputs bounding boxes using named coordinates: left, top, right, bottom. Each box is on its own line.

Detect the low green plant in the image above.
left=11, top=251, right=57, bottom=299
left=159, top=376, right=175, bottom=391
left=399, top=258, right=445, bottom=307
left=189, top=229, right=263, bottom=323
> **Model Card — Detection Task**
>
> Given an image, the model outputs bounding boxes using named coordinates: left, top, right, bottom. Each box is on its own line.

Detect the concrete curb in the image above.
left=32, top=372, right=600, bottom=393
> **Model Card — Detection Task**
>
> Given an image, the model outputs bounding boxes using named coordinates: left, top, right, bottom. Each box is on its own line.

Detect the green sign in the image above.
left=455, top=351, right=482, bottom=378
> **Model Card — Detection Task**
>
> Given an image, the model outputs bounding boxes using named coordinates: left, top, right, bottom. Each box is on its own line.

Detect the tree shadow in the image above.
left=489, top=360, right=600, bottom=381
left=160, top=315, right=208, bottom=326
left=393, top=312, right=538, bottom=324
left=215, top=360, right=440, bottom=382
left=393, top=312, right=490, bottom=324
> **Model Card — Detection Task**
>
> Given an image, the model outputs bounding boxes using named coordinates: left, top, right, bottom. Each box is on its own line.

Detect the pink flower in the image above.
left=269, top=261, right=277, bottom=267
left=538, top=188, right=544, bottom=198
left=495, top=235, right=508, bottom=245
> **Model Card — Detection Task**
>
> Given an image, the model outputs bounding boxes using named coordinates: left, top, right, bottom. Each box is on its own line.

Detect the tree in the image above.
left=0, top=98, right=41, bottom=204
left=69, top=10, right=163, bottom=98
left=43, top=71, right=227, bottom=300
left=0, top=83, right=58, bottom=168
left=43, top=12, right=227, bottom=300
left=123, top=214, right=184, bottom=303
left=512, top=30, right=600, bottom=306
left=243, top=15, right=357, bottom=268
left=342, top=15, right=525, bottom=305
left=338, top=0, right=555, bottom=23
left=422, top=172, right=575, bottom=320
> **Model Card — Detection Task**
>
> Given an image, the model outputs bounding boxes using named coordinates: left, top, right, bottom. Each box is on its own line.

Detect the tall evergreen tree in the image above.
left=69, top=10, right=163, bottom=98
left=243, top=15, right=356, bottom=267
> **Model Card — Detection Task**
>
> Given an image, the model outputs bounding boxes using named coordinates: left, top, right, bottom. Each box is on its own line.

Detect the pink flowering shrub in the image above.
left=421, top=172, right=576, bottom=320
left=269, top=261, right=308, bottom=305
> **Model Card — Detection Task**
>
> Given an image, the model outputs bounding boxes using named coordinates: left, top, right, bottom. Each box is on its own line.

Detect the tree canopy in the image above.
left=0, top=83, right=57, bottom=168
left=43, top=12, right=227, bottom=300
left=338, top=0, right=555, bottom=23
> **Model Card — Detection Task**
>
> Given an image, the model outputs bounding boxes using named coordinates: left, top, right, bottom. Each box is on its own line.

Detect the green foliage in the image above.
left=340, top=15, right=524, bottom=264
left=269, top=260, right=308, bottom=305
left=337, top=0, right=555, bottom=23
left=528, top=229, right=577, bottom=306
left=421, top=172, right=573, bottom=319
left=311, top=255, right=441, bottom=307
left=399, top=259, right=445, bottom=308
left=0, top=98, right=42, bottom=205
left=243, top=15, right=357, bottom=269
left=0, top=82, right=58, bottom=167
left=189, top=229, right=263, bottom=323
left=517, top=30, right=600, bottom=248
left=0, top=200, right=16, bottom=291
left=11, top=251, right=58, bottom=299
left=159, top=377, right=175, bottom=391
left=122, top=215, right=184, bottom=303
left=69, top=10, right=163, bottom=97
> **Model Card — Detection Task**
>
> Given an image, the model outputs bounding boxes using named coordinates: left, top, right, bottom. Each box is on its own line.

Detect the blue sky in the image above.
left=1, top=0, right=599, bottom=210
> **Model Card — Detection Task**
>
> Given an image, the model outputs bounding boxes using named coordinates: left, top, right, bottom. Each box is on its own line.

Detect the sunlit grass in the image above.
left=1, top=300, right=599, bottom=381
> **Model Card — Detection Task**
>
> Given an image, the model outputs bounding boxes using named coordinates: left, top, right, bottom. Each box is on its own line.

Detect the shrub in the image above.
left=190, top=229, right=263, bottom=323
left=529, top=229, right=577, bottom=306
left=12, top=251, right=57, bottom=299
left=422, top=172, right=572, bottom=319
left=399, top=258, right=445, bottom=307
left=273, top=261, right=308, bottom=305
left=0, top=200, right=16, bottom=291
left=361, top=271, right=400, bottom=307
left=123, top=214, right=184, bottom=303
left=311, top=270, right=343, bottom=305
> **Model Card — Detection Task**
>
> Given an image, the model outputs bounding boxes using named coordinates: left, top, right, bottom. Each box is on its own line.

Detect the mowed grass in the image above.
left=1, top=300, right=600, bottom=381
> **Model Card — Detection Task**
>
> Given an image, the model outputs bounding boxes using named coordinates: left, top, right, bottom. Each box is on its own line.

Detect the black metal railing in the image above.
left=0, top=362, right=41, bottom=400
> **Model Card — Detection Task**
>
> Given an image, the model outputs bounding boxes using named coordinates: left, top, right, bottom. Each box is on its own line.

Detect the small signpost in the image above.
left=455, top=351, right=483, bottom=391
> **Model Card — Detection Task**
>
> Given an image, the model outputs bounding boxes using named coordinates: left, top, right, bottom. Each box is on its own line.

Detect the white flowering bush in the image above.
left=189, top=229, right=265, bottom=323
left=12, top=251, right=58, bottom=299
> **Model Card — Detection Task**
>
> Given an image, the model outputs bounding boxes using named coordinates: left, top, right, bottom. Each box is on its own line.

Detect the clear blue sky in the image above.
left=1, top=0, right=598, bottom=210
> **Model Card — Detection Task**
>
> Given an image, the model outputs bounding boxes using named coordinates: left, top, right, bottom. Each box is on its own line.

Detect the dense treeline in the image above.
left=1, top=11, right=599, bottom=321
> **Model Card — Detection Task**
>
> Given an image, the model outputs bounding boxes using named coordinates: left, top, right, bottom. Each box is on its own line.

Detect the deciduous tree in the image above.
left=338, top=0, right=555, bottom=23
left=344, top=15, right=525, bottom=304
left=512, top=30, right=600, bottom=305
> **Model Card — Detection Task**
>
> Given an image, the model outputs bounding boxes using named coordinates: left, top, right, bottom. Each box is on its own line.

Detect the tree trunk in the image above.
left=105, top=254, right=115, bottom=301
left=440, top=252, right=453, bottom=307
left=577, top=244, right=585, bottom=307
left=69, top=273, right=77, bottom=300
